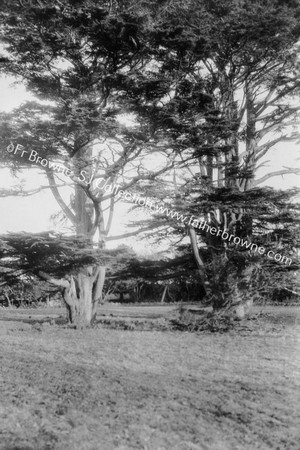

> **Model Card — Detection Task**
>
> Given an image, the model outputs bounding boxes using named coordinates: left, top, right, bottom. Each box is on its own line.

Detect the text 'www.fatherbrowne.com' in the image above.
left=116, top=189, right=293, bottom=266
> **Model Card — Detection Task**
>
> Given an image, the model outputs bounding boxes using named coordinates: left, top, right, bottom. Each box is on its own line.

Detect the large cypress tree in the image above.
left=0, top=0, right=176, bottom=323
left=123, top=0, right=300, bottom=311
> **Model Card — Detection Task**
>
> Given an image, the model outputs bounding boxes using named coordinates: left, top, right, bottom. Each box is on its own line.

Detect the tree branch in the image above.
left=106, top=225, right=167, bottom=241
left=38, top=271, right=70, bottom=288
left=105, top=194, right=115, bottom=236
left=254, top=168, right=300, bottom=186
left=0, top=183, right=69, bottom=198
left=46, top=170, right=76, bottom=224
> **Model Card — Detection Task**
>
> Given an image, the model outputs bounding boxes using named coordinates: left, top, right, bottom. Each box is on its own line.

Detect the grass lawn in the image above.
left=0, top=306, right=299, bottom=450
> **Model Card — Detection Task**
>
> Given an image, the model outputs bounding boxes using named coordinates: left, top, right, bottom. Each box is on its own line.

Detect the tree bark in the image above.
left=243, top=80, right=257, bottom=191
left=188, top=227, right=207, bottom=296
left=160, top=285, right=168, bottom=303
left=39, top=265, right=106, bottom=327
left=74, top=183, right=93, bottom=236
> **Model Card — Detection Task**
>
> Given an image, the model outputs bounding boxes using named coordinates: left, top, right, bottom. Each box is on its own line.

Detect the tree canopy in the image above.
left=0, top=0, right=299, bottom=322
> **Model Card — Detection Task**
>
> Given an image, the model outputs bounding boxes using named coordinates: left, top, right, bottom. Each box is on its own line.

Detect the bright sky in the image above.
left=0, top=76, right=299, bottom=254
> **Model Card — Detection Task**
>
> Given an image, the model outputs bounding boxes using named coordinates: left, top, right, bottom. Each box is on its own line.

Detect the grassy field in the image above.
left=0, top=305, right=299, bottom=450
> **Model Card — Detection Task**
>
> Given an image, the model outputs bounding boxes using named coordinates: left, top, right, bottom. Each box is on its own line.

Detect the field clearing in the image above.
left=0, top=305, right=299, bottom=450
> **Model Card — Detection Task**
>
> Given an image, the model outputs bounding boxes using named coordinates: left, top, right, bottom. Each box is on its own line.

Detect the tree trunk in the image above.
left=160, top=285, right=168, bottom=303
left=74, top=183, right=93, bottom=236
left=39, top=265, right=106, bottom=327
left=188, top=227, right=206, bottom=284
left=243, top=80, right=257, bottom=191
left=211, top=271, right=254, bottom=318
left=4, top=291, right=11, bottom=308
left=63, top=265, right=105, bottom=326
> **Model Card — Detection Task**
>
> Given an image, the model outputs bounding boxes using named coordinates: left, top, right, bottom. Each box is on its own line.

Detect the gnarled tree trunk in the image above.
left=39, top=265, right=106, bottom=327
